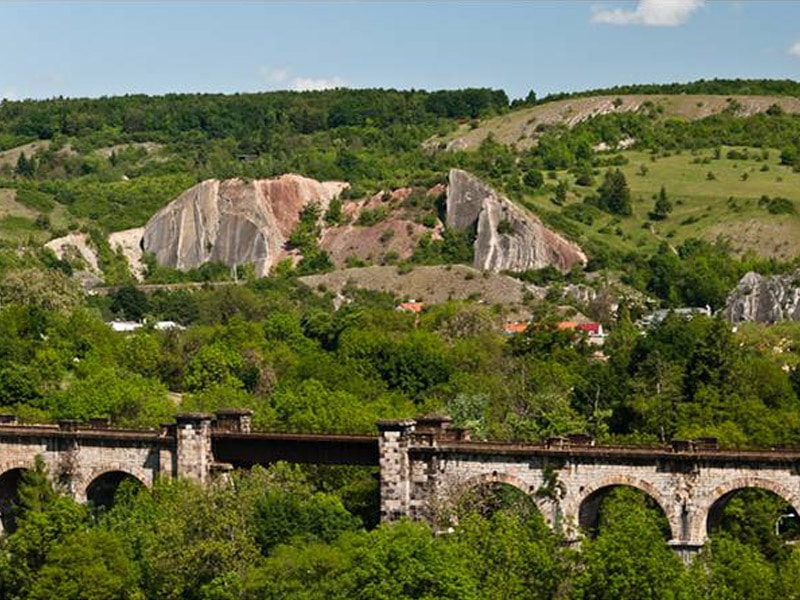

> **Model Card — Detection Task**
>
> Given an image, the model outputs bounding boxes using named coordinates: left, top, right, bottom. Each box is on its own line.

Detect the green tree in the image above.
left=553, top=180, right=568, bottom=205
left=110, top=284, right=149, bottom=321
left=0, top=457, right=89, bottom=600
left=28, top=529, right=140, bottom=600
left=575, top=488, right=684, bottom=599
left=14, top=152, right=34, bottom=177
left=596, top=169, right=632, bottom=216
left=523, top=169, right=544, bottom=190
left=651, top=185, right=673, bottom=220
left=687, top=536, right=778, bottom=599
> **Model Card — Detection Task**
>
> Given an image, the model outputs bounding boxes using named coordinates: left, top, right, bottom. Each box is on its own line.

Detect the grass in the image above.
left=520, top=146, right=800, bottom=259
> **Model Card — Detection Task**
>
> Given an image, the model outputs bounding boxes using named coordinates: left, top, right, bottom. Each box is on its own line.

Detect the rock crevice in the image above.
left=446, top=169, right=586, bottom=273
left=724, top=271, right=800, bottom=323
left=142, top=175, right=347, bottom=277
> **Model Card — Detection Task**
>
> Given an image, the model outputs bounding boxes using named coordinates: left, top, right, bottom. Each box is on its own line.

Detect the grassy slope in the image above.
left=428, top=94, right=800, bottom=151
left=523, top=146, right=800, bottom=259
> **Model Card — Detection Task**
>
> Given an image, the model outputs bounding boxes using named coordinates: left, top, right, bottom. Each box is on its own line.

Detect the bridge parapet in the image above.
left=377, top=416, right=800, bottom=561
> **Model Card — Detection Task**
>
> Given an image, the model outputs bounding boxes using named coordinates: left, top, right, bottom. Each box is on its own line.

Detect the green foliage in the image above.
left=28, top=529, right=140, bottom=600
left=575, top=488, right=684, bottom=599
left=253, top=488, right=360, bottom=553
left=759, top=194, right=795, bottom=215
left=523, top=169, right=544, bottom=189
left=110, top=284, right=149, bottom=321
left=324, top=195, right=345, bottom=225
left=412, top=228, right=475, bottom=266
left=650, top=185, right=673, bottom=220
left=496, top=219, right=514, bottom=235
left=356, top=206, right=388, bottom=226
left=0, top=457, right=90, bottom=599
left=13, top=188, right=55, bottom=213
left=594, top=169, right=632, bottom=216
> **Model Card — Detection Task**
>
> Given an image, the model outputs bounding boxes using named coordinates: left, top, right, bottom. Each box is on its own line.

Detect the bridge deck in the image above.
left=211, top=432, right=380, bottom=466
left=413, top=441, right=800, bottom=464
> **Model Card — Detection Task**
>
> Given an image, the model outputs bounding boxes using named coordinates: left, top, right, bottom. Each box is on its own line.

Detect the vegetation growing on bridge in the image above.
left=2, top=460, right=800, bottom=599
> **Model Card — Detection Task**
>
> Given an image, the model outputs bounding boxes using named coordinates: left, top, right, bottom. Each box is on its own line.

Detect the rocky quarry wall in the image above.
left=446, top=169, right=587, bottom=272
left=724, top=270, right=800, bottom=323
left=142, top=175, right=347, bottom=278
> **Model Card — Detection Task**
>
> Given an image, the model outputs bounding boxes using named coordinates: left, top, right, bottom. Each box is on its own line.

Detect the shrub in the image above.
left=496, top=219, right=514, bottom=235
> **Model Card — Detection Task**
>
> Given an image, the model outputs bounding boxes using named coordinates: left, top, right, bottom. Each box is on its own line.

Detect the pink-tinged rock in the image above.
left=142, top=175, right=347, bottom=277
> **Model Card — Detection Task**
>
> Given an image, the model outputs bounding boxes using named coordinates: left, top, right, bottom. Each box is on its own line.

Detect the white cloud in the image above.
left=1, top=88, right=18, bottom=101
left=258, top=67, right=348, bottom=91
left=290, top=76, right=348, bottom=92
left=592, top=0, right=704, bottom=26
left=789, top=42, right=800, bottom=57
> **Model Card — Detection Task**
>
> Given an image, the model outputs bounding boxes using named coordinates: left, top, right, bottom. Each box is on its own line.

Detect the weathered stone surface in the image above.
left=446, top=169, right=587, bottom=272
left=724, top=270, right=800, bottom=323
left=377, top=419, right=800, bottom=556
left=45, top=233, right=99, bottom=273
left=108, top=227, right=146, bottom=279
left=142, top=175, right=347, bottom=277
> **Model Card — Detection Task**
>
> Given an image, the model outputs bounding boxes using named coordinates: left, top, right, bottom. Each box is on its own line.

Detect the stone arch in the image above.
left=0, top=466, right=29, bottom=534
left=575, top=475, right=678, bottom=540
left=85, top=470, right=146, bottom=512
left=700, top=477, right=800, bottom=540
left=458, top=472, right=552, bottom=524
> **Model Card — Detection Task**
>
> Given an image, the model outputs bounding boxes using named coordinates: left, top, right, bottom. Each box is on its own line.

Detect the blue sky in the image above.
left=2, top=1, right=800, bottom=101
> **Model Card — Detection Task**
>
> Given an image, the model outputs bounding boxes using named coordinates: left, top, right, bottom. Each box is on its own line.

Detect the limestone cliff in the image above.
left=724, top=270, right=800, bottom=323
left=446, top=169, right=586, bottom=272
left=142, top=175, right=347, bottom=277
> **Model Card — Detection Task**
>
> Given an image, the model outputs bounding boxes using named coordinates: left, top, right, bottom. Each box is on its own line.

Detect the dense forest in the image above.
left=3, top=80, right=800, bottom=597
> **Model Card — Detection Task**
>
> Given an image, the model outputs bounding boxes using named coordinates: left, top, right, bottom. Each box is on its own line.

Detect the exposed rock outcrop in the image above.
left=142, top=175, right=347, bottom=277
left=44, top=232, right=104, bottom=290
left=724, top=271, right=800, bottom=323
left=446, top=169, right=586, bottom=273
left=109, top=228, right=146, bottom=279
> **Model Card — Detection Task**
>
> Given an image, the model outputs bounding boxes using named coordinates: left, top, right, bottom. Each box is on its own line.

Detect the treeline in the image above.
left=0, top=88, right=508, bottom=149
left=535, top=78, right=800, bottom=105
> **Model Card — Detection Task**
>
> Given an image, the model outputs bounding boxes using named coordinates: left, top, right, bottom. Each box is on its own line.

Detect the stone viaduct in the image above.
left=2, top=411, right=800, bottom=559
left=378, top=416, right=800, bottom=560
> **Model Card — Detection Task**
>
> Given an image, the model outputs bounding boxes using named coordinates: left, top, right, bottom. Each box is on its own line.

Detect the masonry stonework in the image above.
left=4, top=411, right=800, bottom=561
left=0, top=410, right=257, bottom=532
left=378, top=418, right=800, bottom=560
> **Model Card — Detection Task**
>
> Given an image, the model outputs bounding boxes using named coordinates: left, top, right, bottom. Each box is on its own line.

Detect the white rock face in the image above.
left=109, top=227, right=146, bottom=280
left=724, top=271, right=800, bottom=323
left=142, top=175, right=347, bottom=277
left=446, top=169, right=586, bottom=272
left=45, top=233, right=100, bottom=273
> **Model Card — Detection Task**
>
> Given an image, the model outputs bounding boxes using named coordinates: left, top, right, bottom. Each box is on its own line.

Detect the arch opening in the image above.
left=457, top=481, right=539, bottom=520
left=0, top=468, right=27, bottom=534
left=707, top=486, right=800, bottom=559
left=578, top=485, right=672, bottom=540
left=85, top=471, right=144, bottom=513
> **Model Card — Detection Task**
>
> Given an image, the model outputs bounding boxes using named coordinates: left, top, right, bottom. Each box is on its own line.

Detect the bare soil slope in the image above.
left=0, top=141, right=51, bottom=168
left=300, top=264, right=539, bottom=318
left=427, top=95, right=800, bottom=151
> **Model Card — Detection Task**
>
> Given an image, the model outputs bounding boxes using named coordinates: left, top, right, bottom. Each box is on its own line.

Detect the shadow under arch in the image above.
left=577, top=477, right=676, bottom=540
left=705, top=477, right=800, bottom=537
left=454, top=472, right=551, bottom=523
left=0, top=467, right=28, bottom=534
left=85, top=470, right=145, bottom=513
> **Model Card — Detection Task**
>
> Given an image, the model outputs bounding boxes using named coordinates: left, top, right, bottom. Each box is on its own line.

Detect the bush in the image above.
left=496, top=219, right=514, bottom=234
left=758, top=195, right=795, bottom=215
left=356, top=206, right=387, bottom=226
left=563, top=203, right=597, bottom=225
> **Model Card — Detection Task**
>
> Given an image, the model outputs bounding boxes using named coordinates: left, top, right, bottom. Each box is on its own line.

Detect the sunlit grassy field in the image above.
left=522, top=146, right=800, bottom=259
